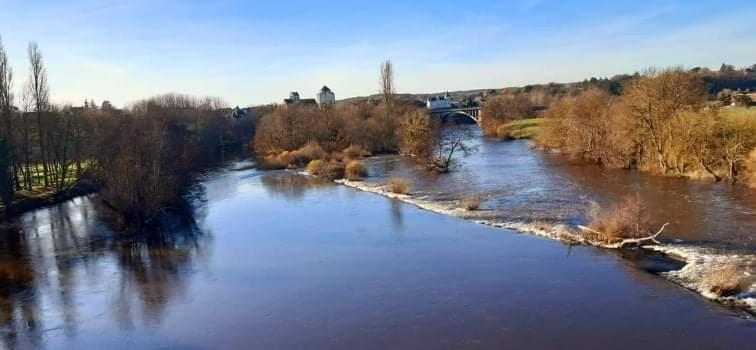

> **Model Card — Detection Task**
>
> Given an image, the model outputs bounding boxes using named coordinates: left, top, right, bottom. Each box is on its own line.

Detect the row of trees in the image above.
left=0, top=38, right=90, bottom=207
left=477, top=63, right=756, bottom=139
left=0, top=35, right=257, bottom=226
left=536, top=68, right=756, bottom=184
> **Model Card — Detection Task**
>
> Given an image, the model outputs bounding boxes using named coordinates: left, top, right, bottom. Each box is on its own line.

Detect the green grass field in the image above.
left=503, top=118, right=544, bottom=139
left=0, top=163, right=90, bottom=216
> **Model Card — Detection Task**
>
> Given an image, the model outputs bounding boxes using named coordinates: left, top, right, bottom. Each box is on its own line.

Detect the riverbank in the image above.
left=0, top=179, right=98, bottom=220
left=499, top=117, right=544, bottom=139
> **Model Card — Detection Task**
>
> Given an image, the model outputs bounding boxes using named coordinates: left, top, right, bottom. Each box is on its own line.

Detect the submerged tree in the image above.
left=427, top=123, right=477, bottom=173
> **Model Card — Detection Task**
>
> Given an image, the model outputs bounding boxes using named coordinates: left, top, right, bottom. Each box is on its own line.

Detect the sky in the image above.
left=0, top=0, right=755, bottom=108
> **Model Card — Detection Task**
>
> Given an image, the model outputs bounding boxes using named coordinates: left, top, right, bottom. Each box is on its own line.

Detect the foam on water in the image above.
left=336, top=178, right=756, bottom=316
left=648, top=244, right=756, bottom=313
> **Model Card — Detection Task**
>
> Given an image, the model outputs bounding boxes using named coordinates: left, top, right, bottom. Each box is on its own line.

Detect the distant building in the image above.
left=284, top=91, right=317, bottom=107
left=426, top=92, right=453, bottom=110
left=316, top=86, right=336, bottom=107
left=284, top=87, right=334, bottom=108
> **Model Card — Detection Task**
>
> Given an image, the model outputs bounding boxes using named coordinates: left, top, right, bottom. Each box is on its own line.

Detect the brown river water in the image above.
left=1, top=129, right=755, bottom=349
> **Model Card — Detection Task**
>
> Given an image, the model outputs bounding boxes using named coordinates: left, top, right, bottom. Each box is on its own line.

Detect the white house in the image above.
left=426, top=92, right=453, bottom=110
left=316, top=86, right=336, bottom=107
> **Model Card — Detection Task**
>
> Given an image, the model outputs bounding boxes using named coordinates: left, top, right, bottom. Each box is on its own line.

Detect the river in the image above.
left=0, top=130, right=755, bottom=348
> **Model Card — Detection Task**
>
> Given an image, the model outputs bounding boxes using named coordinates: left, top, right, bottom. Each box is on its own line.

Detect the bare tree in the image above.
left=380, top=60, right=394, bottom=113
left=17, top=90, right=33, bottom=190
left=26, top=42, right=50, bottom=187
left=428, top=123, right=477, bottom=173
left=0, top=137, right=12, bottom=207
left=480, top=94, right=533, bottom=137
left=0, top=36, right=13, bottom=139
left=379, top=60, right=396, bottom=151
left=0, top=35, right=16, bottom=199
left=622, top=69, right=705, bottom=174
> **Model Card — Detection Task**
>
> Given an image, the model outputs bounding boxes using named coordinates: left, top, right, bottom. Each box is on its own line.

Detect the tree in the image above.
left=622, top=69, right=706, bottom=173
left=378, top=60, right=397, bottom=151
left=428, top=123, right=477, bottom=173
left=480, top=94, right=532, bottom=136
left=398, top=109, right=434, bottom=158
left=0, top=35, right=15, bottom=196
left=26, top=42, right=51, bottom=187
left=380, top=60, right=394, bottom=114
left=0, top=138, right=13, bottom=207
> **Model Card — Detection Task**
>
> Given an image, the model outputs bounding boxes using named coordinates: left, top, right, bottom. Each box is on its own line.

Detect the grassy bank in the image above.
left=0, top=180, right=98, bottom=219
left=720, top=105, right=756, bottom=118
left=499, top=118, right=544, bottom=139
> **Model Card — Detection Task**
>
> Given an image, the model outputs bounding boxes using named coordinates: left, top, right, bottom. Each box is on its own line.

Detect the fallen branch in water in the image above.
left=578, top=222, right=669, bottom=249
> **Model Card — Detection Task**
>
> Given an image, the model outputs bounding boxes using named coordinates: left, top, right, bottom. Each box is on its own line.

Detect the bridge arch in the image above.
left=440, top=111, right=478, bottom=125
left=430, top=107, right=482, bottom=125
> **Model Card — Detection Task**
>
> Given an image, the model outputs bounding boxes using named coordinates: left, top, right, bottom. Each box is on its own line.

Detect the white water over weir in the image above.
left=335, top=177, right=756, bottom=316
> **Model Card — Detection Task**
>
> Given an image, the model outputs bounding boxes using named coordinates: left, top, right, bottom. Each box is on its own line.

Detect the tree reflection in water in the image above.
left=260, top=172, right=331, bottom=200
left=0, top=196, right=209, bottom=347
left=0, top=225, right=40, bottom=350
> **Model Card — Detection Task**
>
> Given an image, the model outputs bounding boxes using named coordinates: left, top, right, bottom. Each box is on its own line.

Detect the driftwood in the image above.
left=577, top=222, right=670, bottom=249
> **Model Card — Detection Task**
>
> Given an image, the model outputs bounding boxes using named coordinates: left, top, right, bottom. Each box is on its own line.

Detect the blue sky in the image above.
left=0, top=0, right=754, bottom=107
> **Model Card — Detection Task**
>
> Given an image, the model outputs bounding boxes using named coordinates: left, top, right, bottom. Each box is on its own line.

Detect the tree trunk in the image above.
left=37, top=111, right=49, bottom=187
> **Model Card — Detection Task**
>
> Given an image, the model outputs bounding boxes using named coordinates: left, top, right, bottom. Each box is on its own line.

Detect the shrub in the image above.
left=258, top=142, right=328, bottom=169
left=461, top=196, right=482, bottom=210
left=290, top=142, right=328, bottom=166
left=343, top=144, right=372, bottom=158
left=344, top=160, right=368, bottom=180
left=259, top=152, right=292, bottom=169
left=386, top=177, right=411, bottom=194
left=586, top=195, right=651, bottom=243
left=319, top=161, right=345, bottom=180
left=706, top=264, right=752, bottom=297
left=495, top=124, right=512, bottom=139
left=306, top=159, right=344, bottom=180
left=330, top=151, right=346, bottom=162
left=305, top=159, right=325, bottom=175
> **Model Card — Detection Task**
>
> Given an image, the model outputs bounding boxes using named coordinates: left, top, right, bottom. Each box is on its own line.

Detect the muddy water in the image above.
left=364, top=132, right=756, bottom=248
left=353, top=128, right=756, bottom=309
left=0, top=157, right=755, bottom=348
